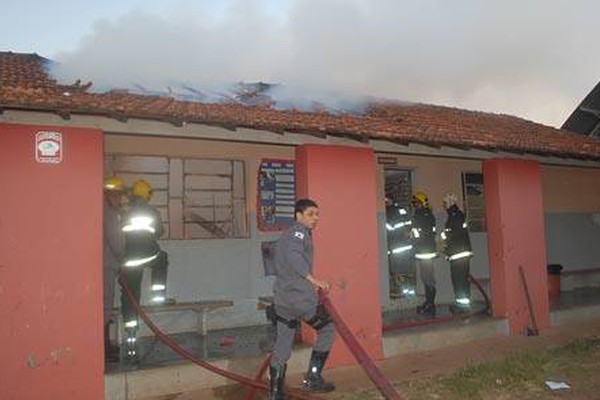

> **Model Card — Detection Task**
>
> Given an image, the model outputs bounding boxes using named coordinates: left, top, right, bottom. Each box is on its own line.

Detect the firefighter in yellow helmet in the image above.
left=442, top=193, right=473, bottom=313
left=131, top=179, right=153, bottom=201
left=121, top=179, right=169, bottom=360
left=103, top=176, right=125, bottom=362
left=410, top=191, right=438, bottom=316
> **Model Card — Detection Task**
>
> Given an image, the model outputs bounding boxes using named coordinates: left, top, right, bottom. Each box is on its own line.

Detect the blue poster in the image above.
left=258, top=159, right=295, bottom=231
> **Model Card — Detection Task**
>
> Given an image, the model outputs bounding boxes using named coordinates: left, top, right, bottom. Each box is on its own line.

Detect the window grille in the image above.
left=105, top=154, right=248, bottom=239
left=461, top=172, right=486, bottom=232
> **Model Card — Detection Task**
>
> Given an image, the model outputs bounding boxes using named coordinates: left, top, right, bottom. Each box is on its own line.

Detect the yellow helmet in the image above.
left=104, top=176, right=125, bottom=192
left=131, top=179, right=153, bottom=201
left=411, top=191, right=429, bottom=208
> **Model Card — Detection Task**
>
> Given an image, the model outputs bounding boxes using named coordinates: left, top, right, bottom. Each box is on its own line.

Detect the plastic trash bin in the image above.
left=547, top=264, right=563, bottom=299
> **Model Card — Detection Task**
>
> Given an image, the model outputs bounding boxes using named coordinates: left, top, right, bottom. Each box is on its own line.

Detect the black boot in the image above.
left=417, top=286, right=436, bottom=316
left=269, top=363, right=287, bottom=400
left=124, top=328, right=139, bottom=364
left=450, top=296, right=472, bottom=315
left=104, top=323, right=120, bottom=363
left=303, top=351, right=335, bottom=393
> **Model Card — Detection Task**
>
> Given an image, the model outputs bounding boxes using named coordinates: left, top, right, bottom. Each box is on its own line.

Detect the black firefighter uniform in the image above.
left=441, top=204, right=473, bottom=308
left=411, top=205, right=438, bottom=313
left=121, top=195, right=169, bottom=357
left=385, top=202, right=414, bottom=297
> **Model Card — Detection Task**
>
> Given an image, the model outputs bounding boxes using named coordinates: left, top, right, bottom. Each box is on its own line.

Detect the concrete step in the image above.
left=105, top=301, right=600, bottom=400
left=383, top=315, right=508, bottom=357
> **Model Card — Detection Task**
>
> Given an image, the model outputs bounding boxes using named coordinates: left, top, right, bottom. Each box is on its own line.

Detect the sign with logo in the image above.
left=35, top=131, right=63, bottom=164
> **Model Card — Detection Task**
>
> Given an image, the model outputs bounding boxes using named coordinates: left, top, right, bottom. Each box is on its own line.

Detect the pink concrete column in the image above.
left=0, top=123, right=104, bottom=399
left=483, top=158, right=550, bottom=334
left=295, top=144, right=383, bottom=367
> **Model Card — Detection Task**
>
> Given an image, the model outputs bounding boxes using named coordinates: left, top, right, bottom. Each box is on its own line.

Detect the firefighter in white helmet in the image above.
left=411, top=191, right=438, bottom=316
left=121, top=179, right=169, bottom=360
left=441, top=193, right=473, bottom=313
left=103, top=176, right=125, bottom=363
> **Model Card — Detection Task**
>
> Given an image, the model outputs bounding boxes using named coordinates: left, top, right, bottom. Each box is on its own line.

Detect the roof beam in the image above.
left=581, top=106, right=600, bottom=118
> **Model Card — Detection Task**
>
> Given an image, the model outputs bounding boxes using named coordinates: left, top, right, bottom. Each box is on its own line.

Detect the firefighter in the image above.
left=385, top=197, right=414, bottom=297
left=269, top=199, right=335, bottom=400
left=441, top=193, right=473, bottom=313
left=411, top=192, right=438, bottom=316
left=103, top=176, right=125, bottom=362
left=121, top=179, right=169, bottom=359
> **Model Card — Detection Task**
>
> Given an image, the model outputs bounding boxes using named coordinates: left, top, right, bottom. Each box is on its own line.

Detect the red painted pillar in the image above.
left=0, top=123, right=104, bottom=400
left=483, top=158, right=550, bottom=334
left=296, top=144, right=383, bottom=367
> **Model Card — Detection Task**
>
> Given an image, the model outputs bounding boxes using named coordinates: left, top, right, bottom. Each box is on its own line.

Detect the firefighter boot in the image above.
left=269, top=363, right=287, bottom=400
left=450, top=295, right=472, bottom=315
left=124, top=328, right=139, bottom=363
left=303, top=351, right=336, bottom=393
left=104, top=323, right=120, bottom=363
left=417, top=286, right=437, bottom=316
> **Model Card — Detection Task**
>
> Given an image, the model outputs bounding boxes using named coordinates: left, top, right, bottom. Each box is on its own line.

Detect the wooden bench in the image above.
left=112, top=300, right=234, bottom=340
left=142, top=300, right=234, bottom=335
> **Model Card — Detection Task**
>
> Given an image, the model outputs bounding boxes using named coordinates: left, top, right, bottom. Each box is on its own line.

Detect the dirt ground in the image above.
left=143, top=318, right=600, bottom=400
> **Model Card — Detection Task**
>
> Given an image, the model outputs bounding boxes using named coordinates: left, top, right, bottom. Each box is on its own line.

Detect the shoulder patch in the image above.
left=294, top=231, right=305, bottom=240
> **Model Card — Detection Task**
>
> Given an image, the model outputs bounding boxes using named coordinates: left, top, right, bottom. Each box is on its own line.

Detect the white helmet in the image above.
left=443, top=193, right=458, bottom=208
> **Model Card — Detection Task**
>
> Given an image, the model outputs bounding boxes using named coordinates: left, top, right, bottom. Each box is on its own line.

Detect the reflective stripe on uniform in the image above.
left=390, top=244, right=413, bottom=254
left=125, top=320, right=138, bottom=328
left=122, top=215, right=156, bottom=233
left=415, top=252, right=437, bottom=260
left=386, top=220, right=412, bottom=231
left=124, top=252, right=160, bottom=267
left=448, top=251, right=473, bottom=261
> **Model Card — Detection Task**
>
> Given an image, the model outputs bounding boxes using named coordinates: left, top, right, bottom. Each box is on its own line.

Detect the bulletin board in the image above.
left=257, top=159, right=295, bottom=231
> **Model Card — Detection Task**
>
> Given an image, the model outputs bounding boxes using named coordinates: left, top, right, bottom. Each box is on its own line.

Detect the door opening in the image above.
left=384, top=168, right=416, bottom=299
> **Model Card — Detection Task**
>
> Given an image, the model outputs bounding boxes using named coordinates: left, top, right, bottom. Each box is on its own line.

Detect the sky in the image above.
left=1, top=0, right=599, bottom=127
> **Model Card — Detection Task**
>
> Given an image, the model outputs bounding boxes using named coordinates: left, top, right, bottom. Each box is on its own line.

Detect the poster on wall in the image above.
left=257, top=159, right=295, bottom=231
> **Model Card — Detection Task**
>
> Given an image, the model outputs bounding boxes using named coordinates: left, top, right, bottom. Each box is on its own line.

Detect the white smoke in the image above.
left=49, top=0, right=600, bottom=126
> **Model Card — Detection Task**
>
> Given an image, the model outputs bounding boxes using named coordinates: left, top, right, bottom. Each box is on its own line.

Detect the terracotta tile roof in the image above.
left=2, top=51, right=600, bottom=161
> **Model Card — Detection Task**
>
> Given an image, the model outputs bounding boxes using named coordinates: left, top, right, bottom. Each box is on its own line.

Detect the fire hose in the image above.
left=468, top=274, right=491, bottom=313
left=243, top=354, right=271, bottom=400
left=120, top=273, right=403, bottom=399
left=118, top=274, right=325, bottom=400
left=320, top=292, right=403, bottom=400
left=244, top=293, right=405, bottom=400
left=382, top=273, right=491, bottom=332
left=119, top=271, right=486, bottom=399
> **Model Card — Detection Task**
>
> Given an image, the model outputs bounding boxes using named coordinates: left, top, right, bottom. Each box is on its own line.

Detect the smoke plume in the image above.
left=49, top=0, right=600, bottom=126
